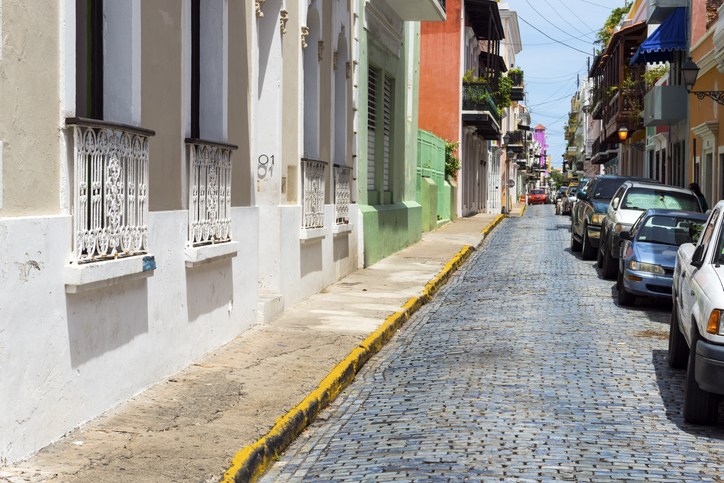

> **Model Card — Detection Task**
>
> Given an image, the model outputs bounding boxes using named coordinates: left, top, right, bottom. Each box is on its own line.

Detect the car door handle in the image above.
left=691, top=291, right=696, bottom=296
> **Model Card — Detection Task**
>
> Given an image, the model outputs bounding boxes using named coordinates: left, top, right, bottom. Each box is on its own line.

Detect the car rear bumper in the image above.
left=621, top=268, right=673, bottom=299
left=696, top=340, right=724, bottom=395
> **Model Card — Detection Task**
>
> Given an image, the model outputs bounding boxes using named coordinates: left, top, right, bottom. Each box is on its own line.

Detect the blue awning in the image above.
left=631, top=7, right=687, bottom=65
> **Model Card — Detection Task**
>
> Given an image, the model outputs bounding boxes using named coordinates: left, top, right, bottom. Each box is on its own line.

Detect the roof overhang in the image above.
left=465, top=0, right=504, bottom=41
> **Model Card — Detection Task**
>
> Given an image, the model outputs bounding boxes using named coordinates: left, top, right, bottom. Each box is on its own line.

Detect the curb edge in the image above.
left=222, top=244, right=476, bottom=483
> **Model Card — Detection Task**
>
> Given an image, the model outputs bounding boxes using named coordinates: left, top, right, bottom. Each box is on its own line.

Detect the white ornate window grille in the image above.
left=186, top=139, right=237, bottom=247
left=334, top=164, right=352, bottom=224
left=67, top=118, right=155, bottom=263
left=301, top=158, right=327, bottom=229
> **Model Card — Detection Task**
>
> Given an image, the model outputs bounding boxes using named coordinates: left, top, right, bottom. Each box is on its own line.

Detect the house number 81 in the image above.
left=258, top=155, right=274, bottom=179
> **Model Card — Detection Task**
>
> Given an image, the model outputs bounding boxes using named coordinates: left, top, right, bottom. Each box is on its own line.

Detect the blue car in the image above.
left=616, top=209, right=708, bottom=306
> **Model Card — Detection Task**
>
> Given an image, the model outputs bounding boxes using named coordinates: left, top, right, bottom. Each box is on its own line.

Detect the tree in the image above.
left=549, top=170, right=564, bottom=190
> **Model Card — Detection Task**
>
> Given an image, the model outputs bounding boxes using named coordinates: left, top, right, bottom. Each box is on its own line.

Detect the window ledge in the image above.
left=300, top=227, right=328, bottom=243
left=184, top=241, right=240, bottom=268
left=65, top=255, right=156, bottom=294
left=332, top=223, right=353, bottom=235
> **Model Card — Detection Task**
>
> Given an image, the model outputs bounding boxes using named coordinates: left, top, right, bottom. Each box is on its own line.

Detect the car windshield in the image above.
left=531, top=189, right=544, bottom=195
left=592, top=178, right=626, bottom=199
left=569, top=187, right=577, bottom=196
left=621, top=188, right=700, bottom=212
left=635, top=215, right=706, bottom=247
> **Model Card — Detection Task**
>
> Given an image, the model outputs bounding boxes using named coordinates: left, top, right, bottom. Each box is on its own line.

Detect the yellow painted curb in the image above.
left=222, top=244, right=476, bottom=483
left=481, top=214, right=506, bottom=239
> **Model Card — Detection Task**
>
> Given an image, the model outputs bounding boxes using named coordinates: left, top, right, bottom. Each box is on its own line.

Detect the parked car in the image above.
left=617, top=209, right=708, bottom=306
left=560, top=185, right=578, bottom=215
left=555, top=186, right=567, bottom=211
left=528, top=189, right=547, bottom=205
left=567, top=178, right=589, bottom=218
left=669, top=201, right=724, bottom=423
left=570, top=175, right=651, bottom=260
left=599, top=181, right=702, bottom=279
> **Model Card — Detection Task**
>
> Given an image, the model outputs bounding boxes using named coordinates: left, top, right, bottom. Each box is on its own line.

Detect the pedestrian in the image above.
left=689, top=182, right=709, bottom=212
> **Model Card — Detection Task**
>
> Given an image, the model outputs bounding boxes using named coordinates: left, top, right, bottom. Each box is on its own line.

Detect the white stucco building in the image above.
left=0, top=0, right=359, bottom=464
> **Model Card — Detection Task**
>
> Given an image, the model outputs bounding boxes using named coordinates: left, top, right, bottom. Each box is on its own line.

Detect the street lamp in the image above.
left=618, top=126, right=629, bottom=141
left=682, top=56, right=724, bottom=104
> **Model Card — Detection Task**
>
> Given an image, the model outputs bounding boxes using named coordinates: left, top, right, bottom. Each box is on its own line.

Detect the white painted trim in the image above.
left=64, top=254, right=156, bottom=293
left=0, top=141, right=3, bottom=210
left=184, top=240, right=240, bottom=267
left=0, top=0, right=2, bottom=61
left=59, top=0, right=75, bottom=216
left=222, top=0, right=229, bottom=141
left=299, top=226, right=328, bottom=241
left=132, top=0, right=142, bottom=125
left=332, top=222, right=353, bottom=235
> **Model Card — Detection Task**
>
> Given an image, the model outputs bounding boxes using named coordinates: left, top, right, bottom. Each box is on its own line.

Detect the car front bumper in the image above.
left=621, top=268, right=673, bottom=299
left=586, top=224, right=601, bottom=248
left=696, top=339, right=724, bottom=395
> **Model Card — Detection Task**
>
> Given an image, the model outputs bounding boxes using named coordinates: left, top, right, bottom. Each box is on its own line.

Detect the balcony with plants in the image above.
left=509, top=68, right=524, bottom=101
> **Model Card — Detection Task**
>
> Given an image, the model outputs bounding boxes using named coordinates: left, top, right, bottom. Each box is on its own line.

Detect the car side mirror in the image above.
left=611, top=198, right=620, bottom=210
left=577, top=191, right=588, bottom=201
left=620, top=231, right=632, bottom=241
left=692, top=244, right=706, bottom=269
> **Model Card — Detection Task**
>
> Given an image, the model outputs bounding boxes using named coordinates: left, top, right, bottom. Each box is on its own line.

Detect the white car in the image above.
left=599, top=180, right=702, bottom=279
left=670, top=201, right=724, bottom=424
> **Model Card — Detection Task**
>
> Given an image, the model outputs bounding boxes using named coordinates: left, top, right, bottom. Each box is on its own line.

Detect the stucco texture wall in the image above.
left=0, top=1, right=61, bottom=216
left=418, top=0, right=461, bottom=143
left=357, top=8, right=422, bottom=266
left=142, top=0, right=184, bottom=212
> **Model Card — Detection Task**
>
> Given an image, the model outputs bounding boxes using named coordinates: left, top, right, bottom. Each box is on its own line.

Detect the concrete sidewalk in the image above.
left=1, top=205, right=524, bottom=483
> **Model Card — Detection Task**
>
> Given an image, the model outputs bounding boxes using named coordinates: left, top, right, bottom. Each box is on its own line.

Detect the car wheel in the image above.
left=668, top=301, right=689, bottom=369
left=616, top=268, right=636, bottom=306
left=596, top=242, right=604, bottom=268
left=581, top=225, right=595, bottom=260
left=683, top=335, right=719, bottom=424
left=571, top=230, right=582, bottom=252
left=602, top=237, right=618, bottom=280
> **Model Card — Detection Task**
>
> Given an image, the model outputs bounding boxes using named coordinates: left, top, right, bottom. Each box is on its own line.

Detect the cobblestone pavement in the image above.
left=260, top=205, right=724, bottom=483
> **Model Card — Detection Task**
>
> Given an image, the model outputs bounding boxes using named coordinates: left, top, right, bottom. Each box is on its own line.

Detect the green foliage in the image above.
left=497, top=75, right=513, bottom=111
left=508, top=67, right=524, bottom=80
left=445, top=141, right=461, bottom=180
left=549, top=170, right=564, bottom=190
left=595, top=2, right=631, bottom=47
left=643, top=65, right=670, bottom=86
left=463, top=68, right=482, bottom=83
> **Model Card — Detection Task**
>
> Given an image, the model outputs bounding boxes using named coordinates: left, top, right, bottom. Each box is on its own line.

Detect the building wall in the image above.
left=0, top=1, right=61, bottom=216
left=418, top=0, right=462, bottom=143
left=690, top=13, right=723, bottom=207
left=358, top=0, right=422, bottom=267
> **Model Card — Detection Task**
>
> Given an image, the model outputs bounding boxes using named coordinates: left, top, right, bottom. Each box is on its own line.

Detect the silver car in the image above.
left=599, top=180, right=702, bottom=279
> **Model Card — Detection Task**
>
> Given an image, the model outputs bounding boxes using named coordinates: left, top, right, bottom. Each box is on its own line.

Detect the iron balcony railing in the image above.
left=334, top=164, right=352, bottom=225
left=462, top=82, right=500, bottom=125
left=185, top=138, right=238, bottom=247
left=301, top=158, right=327, bottom=229
left=509, top=72, right=523, bottom=87
left=66, top=117, right=155, bottom=263
left=506, top=130, right=525, bottom=146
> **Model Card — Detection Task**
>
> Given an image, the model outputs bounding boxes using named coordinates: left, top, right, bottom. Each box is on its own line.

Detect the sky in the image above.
left=510, top=0, right=631, bottom=169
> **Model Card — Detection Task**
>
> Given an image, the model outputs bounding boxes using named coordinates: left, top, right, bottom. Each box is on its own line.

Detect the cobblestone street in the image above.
left=261, top=206, right=724, bottom=482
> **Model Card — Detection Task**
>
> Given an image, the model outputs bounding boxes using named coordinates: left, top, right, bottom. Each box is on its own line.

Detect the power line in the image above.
left=556, top=0, right=596, bottom=31
left=525, top=0, right=592, bottom=46
left=576, top=0, right=612, bottom=8
left=517, top=15, right=593, bottom=55
left=542, top=0, right=594, bottom=40
left=506, top=28, right=599, bottom=48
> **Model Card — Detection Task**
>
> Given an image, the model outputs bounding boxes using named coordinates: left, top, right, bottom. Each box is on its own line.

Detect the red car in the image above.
left=528, top=189, right=547, bottom=205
